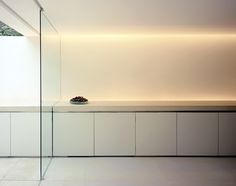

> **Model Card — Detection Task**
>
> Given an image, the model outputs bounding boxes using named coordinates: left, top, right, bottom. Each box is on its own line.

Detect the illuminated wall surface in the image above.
left=1, top=0, right=235, bottom=102
left=0, top=37, right=39, bottom=105
left=61, top=34, right=236, bottom=100
left=39, top=0, right=236, bottom=101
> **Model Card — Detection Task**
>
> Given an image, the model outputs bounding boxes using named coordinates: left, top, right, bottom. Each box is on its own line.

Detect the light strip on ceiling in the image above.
left=62, top=33, right=236, bottom=39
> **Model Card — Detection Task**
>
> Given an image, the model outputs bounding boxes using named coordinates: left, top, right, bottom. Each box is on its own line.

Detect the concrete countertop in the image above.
left=53, top=100, right=236, bottom=112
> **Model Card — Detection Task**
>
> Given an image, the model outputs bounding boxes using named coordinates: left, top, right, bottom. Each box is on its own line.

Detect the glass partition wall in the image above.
left=40, top=9, right=61, bottom=179
left=0, top=7, right=60, bottom=181
left=0, top=15, right=40, bottom=182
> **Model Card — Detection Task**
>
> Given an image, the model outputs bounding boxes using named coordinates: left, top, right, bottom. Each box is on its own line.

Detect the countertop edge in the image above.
left=53, top=101, right=236, bottom=112
left=2, top=101, right=236, bottom=112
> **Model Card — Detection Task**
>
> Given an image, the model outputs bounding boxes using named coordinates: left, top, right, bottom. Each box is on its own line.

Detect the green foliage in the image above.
left=0, top=21, right=22, bottom=36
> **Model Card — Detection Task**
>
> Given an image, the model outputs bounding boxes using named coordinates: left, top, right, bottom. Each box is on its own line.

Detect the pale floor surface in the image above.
left=0, top=157, right=236, bottom=186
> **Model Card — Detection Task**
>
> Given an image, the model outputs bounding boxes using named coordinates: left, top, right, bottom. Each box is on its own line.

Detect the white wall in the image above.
left=0, top=36, right=39, bottom=105
left=41, top=12, right=61, bottom=104
left=61, top=34, right=236, bottom=101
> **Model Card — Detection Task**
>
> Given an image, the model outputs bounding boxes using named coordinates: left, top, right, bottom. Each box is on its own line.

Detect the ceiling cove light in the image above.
left=62, top=33, right=236, bottom=39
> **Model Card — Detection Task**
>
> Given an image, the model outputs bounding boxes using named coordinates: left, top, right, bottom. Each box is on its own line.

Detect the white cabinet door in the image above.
left=219, top=113, right=236, bottom=155
left=0, top=113, right=10, bottom=156
left=42, top=112, right=52, bottom=157
left=177, top=113, right=218, bottom=156
left=136, top=113, right=176, bottom=156
left=11, top=113, right=40, bottom=156
left=95, top=113, right=135, bottom=156
left=54, top=113, right=94, bottom=156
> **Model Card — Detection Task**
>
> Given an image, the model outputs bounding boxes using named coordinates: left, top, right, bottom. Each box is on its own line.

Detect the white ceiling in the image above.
left=1, top=0, right=40, bottom=35
left=38, top=0, right=236, bottom=34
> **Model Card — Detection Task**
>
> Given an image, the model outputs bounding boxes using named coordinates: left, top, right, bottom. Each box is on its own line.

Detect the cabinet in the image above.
left=95, top=113, right=135, bottom=156
left=11, top=113, right=40, bottom=156
left=219, top=113, right=236, bottom=155
left=0, top=113, right=10, bottom=156
left=51, top=110, right=235, bottom=156
left=54, top=113, right=94, bottom=156
left=136, top=113, right=176, bottom=155
left=42, top=112, right=53, bottom=157
left=177, top=113, right=218, bottom=156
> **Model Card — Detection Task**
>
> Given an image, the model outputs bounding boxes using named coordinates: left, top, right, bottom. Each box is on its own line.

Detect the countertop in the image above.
left=2, top=100, right=236, bottom=112
left=53, top=100, right=236, bottom=112
left=0, top=105, right=52, bottom=112
left=0, top=100, right=60, bottom=112
left=0, top=106, right=40, bottom=112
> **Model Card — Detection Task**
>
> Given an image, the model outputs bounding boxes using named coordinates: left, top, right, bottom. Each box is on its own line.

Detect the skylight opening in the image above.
left=0, top=21, right=23, bottom=36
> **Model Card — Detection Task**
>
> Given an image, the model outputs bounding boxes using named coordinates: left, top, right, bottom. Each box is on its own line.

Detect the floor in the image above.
left=0, top=158, right=39, bottom=185
left=0, top=157, right=236, bottom=186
